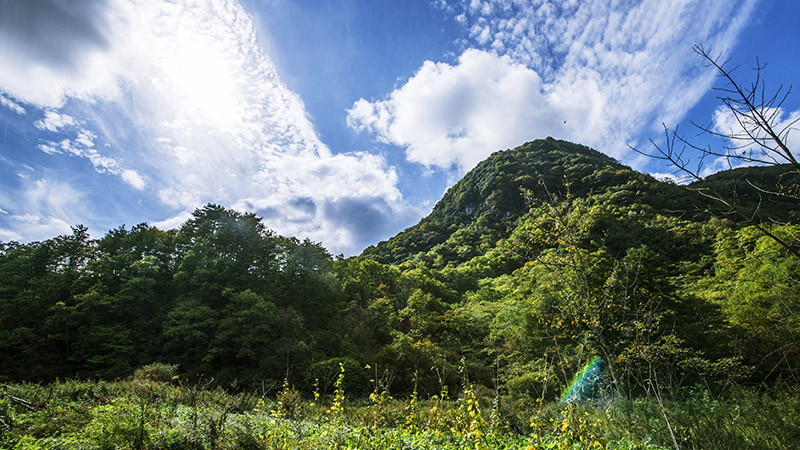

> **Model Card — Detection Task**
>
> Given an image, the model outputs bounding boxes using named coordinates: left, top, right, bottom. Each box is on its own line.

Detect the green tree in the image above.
left=206, top=290, right=289, bottom=386
left=174, top=204, right=279, bottom=307
left=697, top=225, right=800, bottom=384
left=162, top=299, right=218, bottom=376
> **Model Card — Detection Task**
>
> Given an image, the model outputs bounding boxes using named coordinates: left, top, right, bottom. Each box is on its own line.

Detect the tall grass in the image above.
left=2, top=378, right=797, bottom=449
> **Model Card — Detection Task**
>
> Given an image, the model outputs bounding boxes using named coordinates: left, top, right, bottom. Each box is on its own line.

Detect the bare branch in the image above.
left=633, top=46, right=799, bottom=256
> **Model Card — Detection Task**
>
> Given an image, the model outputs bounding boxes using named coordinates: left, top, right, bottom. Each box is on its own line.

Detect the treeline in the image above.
left=2, top=200, right=798, bottom=400
left=1, top=140, right=799, bottom=401
left=0, top=206, right=350, bottom=391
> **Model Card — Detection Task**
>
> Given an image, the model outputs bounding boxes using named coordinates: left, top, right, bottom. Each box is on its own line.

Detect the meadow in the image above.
left=2, top=363, right=799, bottom=450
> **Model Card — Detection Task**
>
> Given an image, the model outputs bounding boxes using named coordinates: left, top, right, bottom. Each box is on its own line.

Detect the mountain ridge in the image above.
left=361, top=137, right=722, bottom=266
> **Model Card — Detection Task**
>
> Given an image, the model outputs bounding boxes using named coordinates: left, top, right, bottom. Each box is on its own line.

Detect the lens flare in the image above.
left=560, top=356, right=605, bottom=404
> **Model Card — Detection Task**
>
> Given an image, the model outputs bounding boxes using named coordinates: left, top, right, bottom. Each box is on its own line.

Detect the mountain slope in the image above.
left=361, top=138, right=705, bottom=266
left=692, top=163, right=800, bottom=224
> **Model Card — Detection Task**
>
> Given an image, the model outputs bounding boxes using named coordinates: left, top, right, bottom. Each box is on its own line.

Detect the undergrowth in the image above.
left=1, top=377, right=797, bottom=450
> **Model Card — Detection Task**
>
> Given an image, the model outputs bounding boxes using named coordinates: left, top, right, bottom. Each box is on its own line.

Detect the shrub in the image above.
left=133, top=363, right=179, bottom=383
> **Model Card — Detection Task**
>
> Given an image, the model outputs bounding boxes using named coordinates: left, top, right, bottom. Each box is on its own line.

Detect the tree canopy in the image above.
left=1, top=139, right=798, bottom=399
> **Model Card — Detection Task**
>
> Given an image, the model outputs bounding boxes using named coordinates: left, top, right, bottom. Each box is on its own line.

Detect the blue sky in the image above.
left=0, top=0, right=798, bottom=255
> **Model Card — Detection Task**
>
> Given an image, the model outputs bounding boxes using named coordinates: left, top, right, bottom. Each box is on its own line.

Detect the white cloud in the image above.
left=75, top=129, right=95, bottom=148
left=0, top=0, right=415, bottom=255
left=354, top=0, right=759, bottom=173
left=0, top=178, right=86, bottom=242
left=0, top=216, right=73, bottom=243
left=152, top=210, right=193, bottom=231
left=33, top=110, right=148, bottom=189
left=348, top=50, right=569, bottom=171
left=0, top=93, right=26, bottom=115
left=712, top=105, right=800, bottom=164
left=0, top=1, right=120, bottom=107
left=121, top=169, right=147, bottom=190
left=651, top=172, right=692, bottom=185
left=34, top=110, right=76, bottom=132
left=38, top=129, right=123, bottom=175
left=689, top=105, right=800, bottom=178
left=38, top=143, right=61, bottom=155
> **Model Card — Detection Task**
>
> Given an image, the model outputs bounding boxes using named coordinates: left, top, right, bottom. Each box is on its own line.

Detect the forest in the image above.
left=1, top=138, right=799, bottom=449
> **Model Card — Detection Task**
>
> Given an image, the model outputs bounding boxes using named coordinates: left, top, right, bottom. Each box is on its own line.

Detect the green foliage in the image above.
left=272, top=378, right=304, bottom=421
left=327, top=362, right=347, bottom=421
left=698, top=164, right=800, bottom=225
left=362, top=138, right=637, bottom=267
left=7, top=379, right=799, bottom=450
left=695, top=225, right=800, bottom=384
left=2, top=138, right=800, bottom=450
left=0, top=205, right=341, bottom=390
left=307, top=358, right=369, bottom=397
left=133, top=363, right=179, bottom=383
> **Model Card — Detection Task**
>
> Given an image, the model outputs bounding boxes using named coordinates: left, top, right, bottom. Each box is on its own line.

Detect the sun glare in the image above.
left=162, top=35, right=243, bottom=132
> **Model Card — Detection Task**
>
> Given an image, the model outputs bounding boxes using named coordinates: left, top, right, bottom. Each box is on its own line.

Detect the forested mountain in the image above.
left=362, top=137, right=796, bottom=267
left=361, top=138, right=627, bottom=266
left=694, top=163, right=800, bottom=224
left=1, top=138, right=798, bottom=402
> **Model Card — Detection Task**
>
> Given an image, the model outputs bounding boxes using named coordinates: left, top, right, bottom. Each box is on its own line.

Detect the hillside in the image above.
left=362, top=138, right=624, bottom=265
left=693, top=163, right=800, bottom=224
left=2, top=138, right=799, bottom=449
left=361, top=137, right=744, bottom=267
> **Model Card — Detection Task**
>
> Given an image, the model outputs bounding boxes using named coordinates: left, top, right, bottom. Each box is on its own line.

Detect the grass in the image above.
left=1, top=378, right=797, bottom=449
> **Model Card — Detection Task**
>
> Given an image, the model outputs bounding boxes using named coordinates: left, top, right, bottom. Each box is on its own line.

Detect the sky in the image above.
left=0, top=0, right=798, bottom=256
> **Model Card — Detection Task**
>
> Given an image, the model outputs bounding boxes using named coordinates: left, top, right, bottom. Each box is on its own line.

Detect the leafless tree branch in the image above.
left=632, top=45, right=800, bottom=256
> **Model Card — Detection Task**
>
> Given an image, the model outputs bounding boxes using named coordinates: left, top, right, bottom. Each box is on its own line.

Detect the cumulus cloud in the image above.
left=352, top=0, right=759, bottom=173
left=229, top=151, right=419, bottom=252
left=34, top=110, right=77, bottom=132
left=0, top=0, right=416, bottom=254
left=348, top=49, right=604, bottom=171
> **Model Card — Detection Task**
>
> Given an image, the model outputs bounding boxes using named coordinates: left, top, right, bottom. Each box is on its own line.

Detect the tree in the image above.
left=635, top=45, right=799, bottom=255
left=174, top=204, right=279, bottom=307
left=696, top=225, right=800, bottom=385
left=205, top=289, right=288, bottom=386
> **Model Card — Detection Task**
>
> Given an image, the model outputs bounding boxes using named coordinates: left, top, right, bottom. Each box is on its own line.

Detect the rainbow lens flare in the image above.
left=560, top=356, right=605, bottom=404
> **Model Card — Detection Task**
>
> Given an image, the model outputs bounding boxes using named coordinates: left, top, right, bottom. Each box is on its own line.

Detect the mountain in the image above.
left=361, top=138, right=714, bottom=267
left=2, top=136, right=797, bottom=394
left=692, top=163, right=800, bottom=224
left=3, top=140, right=799, bottom=450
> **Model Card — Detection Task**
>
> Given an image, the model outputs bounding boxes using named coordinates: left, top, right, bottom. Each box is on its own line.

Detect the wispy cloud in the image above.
left=650, top=172, right=692, bottom=185
left=0, top=94, right=26, bottom=115
left=0, top=178, right=85, bottom=242
left=0, top=0, right=415, bottom=254
left=350, top=0, right=759, bottom=173
left=121, top=170, right=146, bottom=191
left=34, top=112, right=146, bottom=190
left=712, top=106, right=800, bottom=163
left=689, top=105, right=800, bottom=178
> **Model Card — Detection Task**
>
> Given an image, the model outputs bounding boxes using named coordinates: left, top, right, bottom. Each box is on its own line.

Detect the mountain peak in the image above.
left=361, top=139, right=634, bottom=265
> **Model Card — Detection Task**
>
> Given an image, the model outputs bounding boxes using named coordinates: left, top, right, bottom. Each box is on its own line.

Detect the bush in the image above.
left=133, top=363, right=179, bottom=383
left=306, top=358, right=369, bottom=397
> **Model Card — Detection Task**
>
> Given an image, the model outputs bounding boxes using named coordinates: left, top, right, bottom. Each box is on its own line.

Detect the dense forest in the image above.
left=2, top=138, right=799, bottom=448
